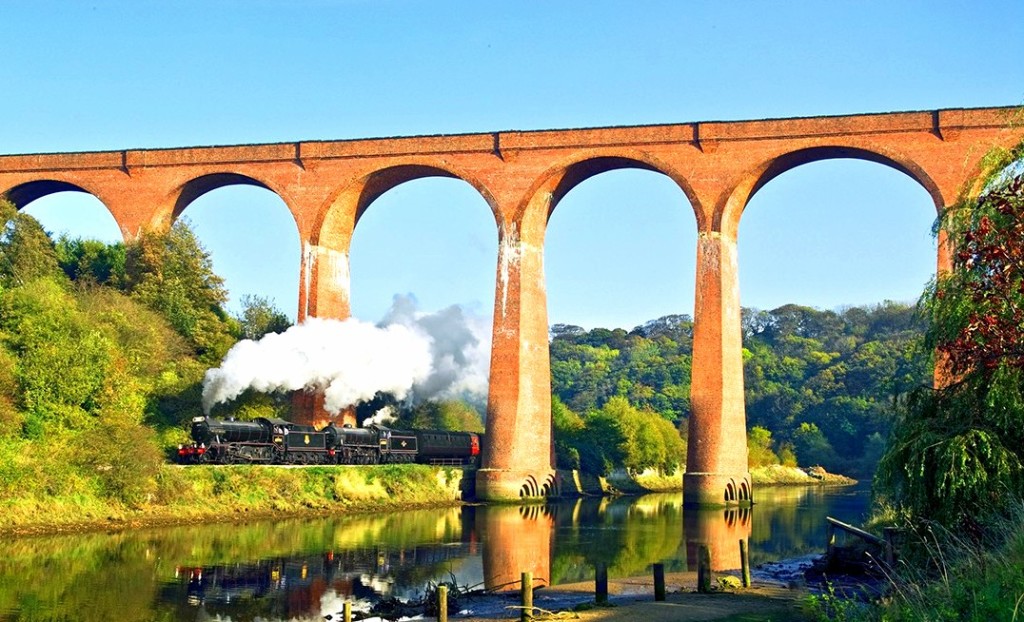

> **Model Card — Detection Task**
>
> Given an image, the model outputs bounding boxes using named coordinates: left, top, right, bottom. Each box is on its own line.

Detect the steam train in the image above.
left=177, top=416, right=481, bottom=466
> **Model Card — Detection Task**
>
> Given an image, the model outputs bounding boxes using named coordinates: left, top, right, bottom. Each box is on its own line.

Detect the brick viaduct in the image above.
left=1, top=106, right=1021, bottom=505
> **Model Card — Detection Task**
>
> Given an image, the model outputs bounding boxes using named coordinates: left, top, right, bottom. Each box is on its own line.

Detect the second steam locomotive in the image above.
left=178, top=416, right=481, bottom=466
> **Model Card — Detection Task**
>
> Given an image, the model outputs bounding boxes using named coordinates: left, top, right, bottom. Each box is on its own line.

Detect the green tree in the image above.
left=748, top=425, right=780, bottom=467
left=121, top=220, right=237, bottom=363
left=54, top=236, right=126, bottom=285
left=0, top=346, right=22, bottom=436
left=0, top=278, right=112, bottom=435
left=0, top=199, right=63, bottom=288
left=237, top=294, right=291, bottom=340
left=569, top=396, right=685, bottom=475
left=877, top=150, right=1024, bottom=526
left=552, top=395, right=584, bottom=470
left=396, top=399, right=485, bottom=433
left=792, top=422, right=839, bottom=468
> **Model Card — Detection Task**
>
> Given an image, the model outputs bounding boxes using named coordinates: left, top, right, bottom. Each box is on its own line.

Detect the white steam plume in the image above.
left=363, top=406, right=397, bottom=427
left=202, top=294, right=492, bottom=414
left=202, top=317, right=432, bottom=414
left=382, top=294, right=491, bottom=405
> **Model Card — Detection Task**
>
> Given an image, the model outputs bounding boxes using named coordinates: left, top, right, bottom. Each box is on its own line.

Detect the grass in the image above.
left=0, top=463, right=471, bottom=534
left=805, top=499, right=1024, bottom=621
left=752, top=465, right=857, bottom=486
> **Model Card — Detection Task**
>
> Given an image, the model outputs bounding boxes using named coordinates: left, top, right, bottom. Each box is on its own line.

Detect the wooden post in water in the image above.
left=595, top=562, right=608, bottom=604
left=740, top=539, right=751, bottom=588
left=826, top=521, right=836, bottom=560
left=521, top=571, right=533, bottom=622
left=438, top=584, right=448, bottom=622
left=653, top=563, right=665, bottom=601
left=697, top=545, right=712, bottom=594
left=342, top=600, right=352, bottom=622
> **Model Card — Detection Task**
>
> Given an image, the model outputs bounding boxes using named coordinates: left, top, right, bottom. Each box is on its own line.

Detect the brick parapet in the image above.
left=0, top=106, right=1016, bottom=172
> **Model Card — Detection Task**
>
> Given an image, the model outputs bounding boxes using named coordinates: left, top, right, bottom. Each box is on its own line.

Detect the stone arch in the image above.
left=172, top=172, right=286, bottom=221
left=171, top=173, right=303, bottom=319
left=540, top=473, right=558, bottom=498
left=535, top=152, right=701, bottom=329
left=718, top=145, right=945, bottom=240
left=517, top=151, right=703, bottom=230
left=520, top=474, right=540, bottom=498
left=4, top=179, right=123, bottom=239
left=725, top=479, right=737, bottom=503
left=315, top=162, right=502, bottom=248
left=739, top=479, right=751, bottom=503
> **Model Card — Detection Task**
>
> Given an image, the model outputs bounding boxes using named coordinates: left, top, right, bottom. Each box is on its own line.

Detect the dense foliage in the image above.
left=551, top=302, right=929, bottom=476
left=552, top=395, right=685, bottom=476
left=0, top=207, right=294, bottom=510
left=876, top=150, right=1024, bottom=527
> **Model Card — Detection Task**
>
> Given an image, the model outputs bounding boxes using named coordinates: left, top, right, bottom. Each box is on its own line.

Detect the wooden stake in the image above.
left=438, top=584, right=448, bottom=622
left=521, top=571, right=533, bottom=622
left=595, top=562, right=608, bottom=604
left=740, top=539, right=751, bottom=588
left=653, top=563, right=665, bottom=601
left=697, top=545, right=712, bottom=593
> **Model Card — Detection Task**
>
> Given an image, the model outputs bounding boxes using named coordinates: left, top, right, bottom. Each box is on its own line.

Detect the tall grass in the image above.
left=808, top=499, right=1024, bottom=621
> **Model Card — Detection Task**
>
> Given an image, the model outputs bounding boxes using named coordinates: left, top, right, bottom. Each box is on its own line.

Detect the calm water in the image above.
left=0, top=483, right=870, bottom=621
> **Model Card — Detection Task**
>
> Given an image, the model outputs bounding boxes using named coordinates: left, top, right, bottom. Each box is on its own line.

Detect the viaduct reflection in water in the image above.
left=685, top=506, right=752, bottom=571
left=0, top=485, right=866, bottom=621
left=479, top=503, right=555, bottom=590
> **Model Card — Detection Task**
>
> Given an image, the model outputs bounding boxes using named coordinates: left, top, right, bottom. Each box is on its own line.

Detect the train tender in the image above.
left=177, top=416, right=481, bottom=466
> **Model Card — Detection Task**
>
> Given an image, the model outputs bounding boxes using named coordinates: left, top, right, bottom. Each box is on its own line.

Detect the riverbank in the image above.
left=562, top=465, right=857, bottom=496
left=1, top=462, right=857, bottom=537
left=752, top=464, right=857, bottom=486
left=0, top=463, right=471, bottom=536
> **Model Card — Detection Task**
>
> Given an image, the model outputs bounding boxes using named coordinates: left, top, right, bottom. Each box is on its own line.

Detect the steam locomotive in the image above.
left=177, top=416, right=481, bottom=466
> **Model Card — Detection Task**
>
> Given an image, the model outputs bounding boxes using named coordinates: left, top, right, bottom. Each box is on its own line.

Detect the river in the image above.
left=0, top=482, right=870, bottom=621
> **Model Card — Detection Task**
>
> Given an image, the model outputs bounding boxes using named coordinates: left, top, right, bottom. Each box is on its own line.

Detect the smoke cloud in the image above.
left=202, top=294, right=491, bottom=414
left=381, top=294, right=491, bottom=405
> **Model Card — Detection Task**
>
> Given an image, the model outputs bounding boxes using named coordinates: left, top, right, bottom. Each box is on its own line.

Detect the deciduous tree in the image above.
left=121, top=220, right=237, bottom=363
left=237, top=294, right=291, bottom=340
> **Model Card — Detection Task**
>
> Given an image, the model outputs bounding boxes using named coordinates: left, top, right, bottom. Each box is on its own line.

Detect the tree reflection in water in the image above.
left=0, top=484, right=868, bottom=621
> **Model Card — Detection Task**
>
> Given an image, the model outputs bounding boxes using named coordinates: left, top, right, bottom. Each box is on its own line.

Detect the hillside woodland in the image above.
left=550, top=301, right=928, bottom=477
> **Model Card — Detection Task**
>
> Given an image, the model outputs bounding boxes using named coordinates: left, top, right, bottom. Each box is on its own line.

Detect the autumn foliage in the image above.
left=936, top=175, right=1024, bottom=375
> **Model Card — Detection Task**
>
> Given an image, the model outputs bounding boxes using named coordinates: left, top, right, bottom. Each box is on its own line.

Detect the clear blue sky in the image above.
left=4, top=1, right=1023, bottom=329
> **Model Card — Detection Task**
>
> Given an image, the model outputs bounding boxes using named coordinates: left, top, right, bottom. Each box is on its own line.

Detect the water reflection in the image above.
left=685, top=506, right=752, bottom=571
left=479, top=504, right=554, bottom=591
left=0, top=484, right=868, bottom=621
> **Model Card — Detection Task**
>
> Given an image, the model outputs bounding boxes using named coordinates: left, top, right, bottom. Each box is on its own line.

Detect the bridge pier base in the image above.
left=684, top=472, right=753, bottom=507
left=475, top=468, right=558, bottom=502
